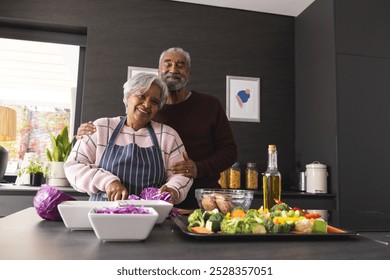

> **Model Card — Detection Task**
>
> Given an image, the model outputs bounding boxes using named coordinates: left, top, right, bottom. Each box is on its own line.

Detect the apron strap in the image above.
left=107, top=116, right=127, bottom=147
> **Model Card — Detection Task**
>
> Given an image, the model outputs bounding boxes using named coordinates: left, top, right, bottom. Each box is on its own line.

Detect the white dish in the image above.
left=58, top=199, right=172, bottom=230
left=58, top=201, right=115, bottom=230
left=88, top=207, right=158, bottom=241
left=126, top=200, right=173, bottom=224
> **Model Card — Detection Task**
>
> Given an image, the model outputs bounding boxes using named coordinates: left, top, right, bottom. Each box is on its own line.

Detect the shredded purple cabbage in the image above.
left=127, top=194, right=141, bottom=200
left=127, top=187, right=172, bottom=203
left=140, top=187, right=172, bottom=203
left=168, top=208, right=181, bottom=217
left=126, top=187, right=179, bottom=217
left=95, top=204, right=151, bottom=214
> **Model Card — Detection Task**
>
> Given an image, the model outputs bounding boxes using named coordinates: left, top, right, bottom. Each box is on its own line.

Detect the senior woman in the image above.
left=64, top=72, right=192, bottom=204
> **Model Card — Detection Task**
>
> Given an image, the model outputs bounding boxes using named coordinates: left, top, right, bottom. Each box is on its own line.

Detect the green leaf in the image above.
left=46, top=125, right=72, bottom=162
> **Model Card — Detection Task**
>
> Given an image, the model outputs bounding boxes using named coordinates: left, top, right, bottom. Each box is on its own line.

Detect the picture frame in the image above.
left=226, top=75, right=260, bottom=122
left=127, top=66, right=158, bottom=79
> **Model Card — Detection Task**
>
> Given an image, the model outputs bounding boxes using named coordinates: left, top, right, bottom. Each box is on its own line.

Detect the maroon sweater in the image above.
left=153, top=91, right=238, bottom=209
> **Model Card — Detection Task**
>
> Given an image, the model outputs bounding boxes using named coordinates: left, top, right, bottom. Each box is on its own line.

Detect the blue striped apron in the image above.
left=90, top=117, right=166, bottom=201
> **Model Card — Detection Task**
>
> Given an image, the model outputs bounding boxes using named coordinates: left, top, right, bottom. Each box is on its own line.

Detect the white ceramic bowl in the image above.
left=58, top=201, right=115, bottom=230
left=88, top=207, right=158, bottom=241
left=58, top=200, right=172, bottom=230
left=127, top=200, right=172, bottom=224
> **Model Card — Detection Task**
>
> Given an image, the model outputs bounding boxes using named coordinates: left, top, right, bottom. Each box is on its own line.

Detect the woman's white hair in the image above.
left=123, top=72, right=168, bottom=109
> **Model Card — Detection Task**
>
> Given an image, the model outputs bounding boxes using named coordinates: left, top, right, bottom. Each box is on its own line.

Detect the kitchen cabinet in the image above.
left=0, top=183, right=88, bottom=217
left=295, top=0, right=390, bottom=230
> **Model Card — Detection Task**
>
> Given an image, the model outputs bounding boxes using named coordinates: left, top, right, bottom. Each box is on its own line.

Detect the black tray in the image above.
left=171, top=216, right=356, bottom=240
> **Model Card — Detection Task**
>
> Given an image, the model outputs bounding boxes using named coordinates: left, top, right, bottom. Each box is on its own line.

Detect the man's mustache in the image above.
left=164, top=73, right=182, bottom=79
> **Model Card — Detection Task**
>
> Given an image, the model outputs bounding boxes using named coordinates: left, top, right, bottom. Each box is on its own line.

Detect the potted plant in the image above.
left=17, top=159, right=48, bottom=186
left=46, top=126, right=73, bottom=187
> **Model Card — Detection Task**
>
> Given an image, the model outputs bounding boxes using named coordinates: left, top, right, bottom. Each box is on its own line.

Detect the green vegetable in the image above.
left=187, top=209, right=205, bottom=228
left=312, top=219, right=327, bottom=233
left=269, top=202, right=289, bottom=212
left=205, top=212, right=224, bottom=232
left=263, top=219, right=295, bottom=233
left=247, top=223, right=266, bottom=234
left=221, top=217, right=244, bottom=234
left=203, top=209, right=218, bottom=222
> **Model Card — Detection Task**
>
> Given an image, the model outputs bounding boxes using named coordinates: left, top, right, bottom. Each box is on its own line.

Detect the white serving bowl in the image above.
left=126, top=200, right=173, bottom=224
left=88, top=207, right=158, bottom=241
left=58, top=200, right=172, bottom=230
left=58, top=201, right=115, bottom=230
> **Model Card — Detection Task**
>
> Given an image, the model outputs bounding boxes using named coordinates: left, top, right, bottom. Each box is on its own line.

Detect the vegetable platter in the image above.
left=171, top=201, right=355, bottom=240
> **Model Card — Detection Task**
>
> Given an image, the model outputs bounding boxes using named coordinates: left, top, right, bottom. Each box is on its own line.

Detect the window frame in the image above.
left=0, top=16, right=87, bottom=136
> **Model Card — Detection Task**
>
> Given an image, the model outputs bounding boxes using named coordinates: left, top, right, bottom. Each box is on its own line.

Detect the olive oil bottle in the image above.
left=262, top=145, right=281, bottom=210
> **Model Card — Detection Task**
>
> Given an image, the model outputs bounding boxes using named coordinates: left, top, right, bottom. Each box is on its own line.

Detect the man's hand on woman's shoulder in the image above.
left=76, top=121, right=96, bottom=140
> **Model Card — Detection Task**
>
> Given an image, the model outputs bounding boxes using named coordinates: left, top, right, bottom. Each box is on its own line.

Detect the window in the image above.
left=0, top=18, right=86, bottom=175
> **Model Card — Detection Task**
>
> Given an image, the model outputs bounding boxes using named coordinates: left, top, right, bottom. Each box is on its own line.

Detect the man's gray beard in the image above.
left=166, top=81, right=185, bottom=91
left=162, top=76, right=188, bottom=91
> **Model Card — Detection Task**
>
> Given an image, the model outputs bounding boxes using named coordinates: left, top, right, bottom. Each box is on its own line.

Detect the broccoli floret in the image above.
left=270, top=210, right=282, bottom=218
left=284, top=221, right=296, bottom=232
left=209, top=212, right=224, bottom=222
left=220, top=217, right=244, bottom=234
left=269, top=202, right=290, bottom=212
left=242, top=221, right=267, bottom=234
left=263, top=219, right=274, bottom=232
left=187, top=209, right=205, bottom=228
left=263, top=219, right=294, bottom=233
left=245, top=209, right=259, bottom=218
left=203, top=209, right=218, bottom=222
left=244, top=209, right=266, bottom=225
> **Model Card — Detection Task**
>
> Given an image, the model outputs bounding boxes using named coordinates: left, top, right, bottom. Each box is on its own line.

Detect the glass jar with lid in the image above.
left=228, top=162, right=241, bottom=189
left=245, top=162, right=258, bottom=190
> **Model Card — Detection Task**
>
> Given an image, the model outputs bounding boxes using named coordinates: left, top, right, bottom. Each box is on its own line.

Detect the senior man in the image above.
left=77, top=47, right=237, bottom=209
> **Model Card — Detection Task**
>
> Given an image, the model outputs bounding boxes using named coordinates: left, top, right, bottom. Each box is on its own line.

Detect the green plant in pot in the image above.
left=17, top=159, right=48, bottom=186
left=46, top=126, right=73, bottom=187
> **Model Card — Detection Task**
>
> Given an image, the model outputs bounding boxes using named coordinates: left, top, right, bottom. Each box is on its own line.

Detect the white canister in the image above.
left=305, top=161, right=328, bottom=193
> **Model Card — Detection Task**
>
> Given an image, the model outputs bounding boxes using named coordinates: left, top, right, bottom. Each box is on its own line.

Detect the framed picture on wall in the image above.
left=226, top=75, right=260, bottom=122
left=127, top=66, right=158, bottom=79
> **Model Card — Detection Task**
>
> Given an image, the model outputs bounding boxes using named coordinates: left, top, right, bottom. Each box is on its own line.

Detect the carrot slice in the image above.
left=190, top=227, right=213, bottom=234
left=231, top=209, right=246, bottom=218
left=327, top=225, right=346, bottom=233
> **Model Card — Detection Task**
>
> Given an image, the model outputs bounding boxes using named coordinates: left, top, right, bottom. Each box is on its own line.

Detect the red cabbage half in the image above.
left=33, top=185, right=76, bottom=221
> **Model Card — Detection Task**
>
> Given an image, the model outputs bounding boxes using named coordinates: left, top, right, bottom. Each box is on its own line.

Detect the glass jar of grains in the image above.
left=229, top=162, right=241, bottom=189
left=245, top=162, right=258, bottom=190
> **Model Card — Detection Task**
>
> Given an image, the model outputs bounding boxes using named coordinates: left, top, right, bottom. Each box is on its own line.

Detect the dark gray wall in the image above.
left=296, top=0, right=390, bottom=230
left=0, top=0, right=295, bottom=188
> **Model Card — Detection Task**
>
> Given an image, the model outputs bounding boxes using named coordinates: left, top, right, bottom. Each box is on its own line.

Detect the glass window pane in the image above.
left=0, top=38, right=79, bottom=173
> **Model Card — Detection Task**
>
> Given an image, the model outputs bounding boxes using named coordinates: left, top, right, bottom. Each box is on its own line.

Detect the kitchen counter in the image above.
left=0, top=207, right=389, bottom=260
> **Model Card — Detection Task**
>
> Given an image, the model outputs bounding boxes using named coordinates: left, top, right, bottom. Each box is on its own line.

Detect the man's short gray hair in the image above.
left=159, top=47, right=191, bottom=70
left=123, top=72, right=168, bottom=109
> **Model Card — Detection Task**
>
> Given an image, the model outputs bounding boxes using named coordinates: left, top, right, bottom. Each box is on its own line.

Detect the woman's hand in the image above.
left=76, top=121, right=96, bottom=140
left=159, top=185, right=178, bottom=204
left=170, top=151, right=197, bottom=178
left=106, top=180, right=129, bottom=201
